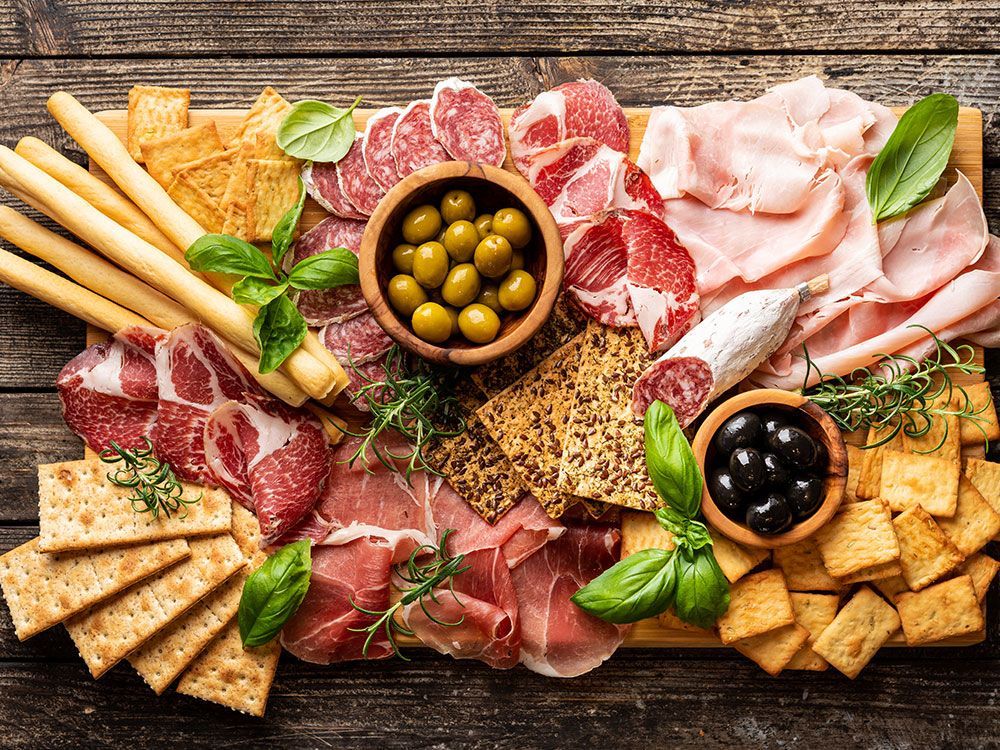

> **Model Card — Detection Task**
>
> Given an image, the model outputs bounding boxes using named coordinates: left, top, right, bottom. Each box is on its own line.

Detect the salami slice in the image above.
left=302, top=161, right=366, bottom=220
left=429, top=78, right=506, bottom=167
left=321, top=312, right=393, bottom=366
left=363, top=107, right=403, bottom=191
left=630, top=357, right=714, bottom=428
left=336, top=133, right=385, bottom=216
left=391, top=100, right=451, bottom=178
left=289, top=216, right=369, bottom=326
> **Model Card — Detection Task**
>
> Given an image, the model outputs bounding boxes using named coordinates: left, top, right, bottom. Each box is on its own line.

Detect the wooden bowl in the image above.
left=692, top=389, right=848, bottom=549
left=359, top=161, right=564, bottom=366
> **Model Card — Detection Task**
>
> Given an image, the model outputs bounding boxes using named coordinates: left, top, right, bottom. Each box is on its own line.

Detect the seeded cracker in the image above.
left=936, top=475, right=1000, bottom=556
left=127, top=85, right=189, bottom=163
left=892, top=505, right=963, bottom=591
left=959, top=382, right=999, bottom=444
left=814, top=499, right=899, bottom=578
left=812, top=587, right=899, bottom=678
left=958, top=554, right=1000, bottom=602
left=896, top=575, right=984, bottom=646
left=716, top=569, right=795, bottom=644
left=773, top=537, right=842, bottom=592
left=880, top=449, right=959, bottom=516
left=785, top=593, right=840, bottom=671
left=140, top=121, right=225, bottom=189
left=558, top=323, right=659, bottom=510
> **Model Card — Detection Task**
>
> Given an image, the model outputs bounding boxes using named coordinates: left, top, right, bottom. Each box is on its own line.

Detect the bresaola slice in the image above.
left=430, top=77, right=506, bottom=166
left=288, top=216, right=369, bottom=326
left=391, top=100, right=451, bottom=178
left=362, top=107, right=403, bottom=191
left=336, top=132, right=386, bottom=215
left=302, top=161, right=366, bottom=220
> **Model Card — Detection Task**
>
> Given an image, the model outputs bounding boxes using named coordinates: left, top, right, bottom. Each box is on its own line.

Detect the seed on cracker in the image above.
left=892, top=505, right=963, bottom=591
left=716, top=569, right=795, bottom=645
left=814, top=499, right=899, bottom=579
left=958, top=554, right=1000, bottom=602
left=246, top=158, right=301, bottom=242
left=812, top=586, right=899, bottom=679
left=880, top=449, right=959, bottom=516
left=895, top=575, right=984, bottom=646
left=936, top=475, right=1000, bottom=556
left=127, top=85, right=190, bottom=163
left=959, top=382, right=999, bottom=445
left=785, top=592, right=840, bottom=671
left=734, top=622, right=810, bottom=676
left=140, top=121, right=225, bottom=189
left=773, top=537, right=842, bottom=592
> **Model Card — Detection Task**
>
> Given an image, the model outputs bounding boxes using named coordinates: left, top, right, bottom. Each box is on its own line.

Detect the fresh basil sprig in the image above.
left=270, top=177, right=307, bottom=268
left=287, top=247, right=360, bottom=290
left=277, top=96, right=362, bottom=163
left=571, top=401, right=730, bottom=629
left=866, top=92, right=959, bottom=223
left=238, top=540, right=312, bottom=647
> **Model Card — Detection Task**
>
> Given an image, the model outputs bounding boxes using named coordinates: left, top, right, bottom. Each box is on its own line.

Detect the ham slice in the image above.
left=362, top=107, right=404, bottom=191
left=289, top=216, right=368, bottom=326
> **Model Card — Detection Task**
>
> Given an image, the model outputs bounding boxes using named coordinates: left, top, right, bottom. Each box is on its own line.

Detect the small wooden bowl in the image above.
left=692, top=389, right=848, bottom=549
left=359, top=161, right=564, bottom=366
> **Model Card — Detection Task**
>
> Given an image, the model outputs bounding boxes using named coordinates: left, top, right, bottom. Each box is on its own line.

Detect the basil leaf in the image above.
left=253, top=295, right=308, bottom=374
left=673, top=546, right=730, bottom=630
left=277, top=96, right=362, bottom=163
left=232, top=276, right=289, bottom=307
left=270, top=178, right=306, bottom=268
left=644, top=400, right=703, bottom=519
left=654, top=506, right=688, bottom=539
left=570, top=548, right=678, bottom=624
left=681, top=519, right=714, bottom=551
left=238, top=540, right=311, bottom=647
left=186, top=234, right=277, bottom=280
left=866, top=93, right=959, bottom=222
left=288, top=247, right=360, bottom=290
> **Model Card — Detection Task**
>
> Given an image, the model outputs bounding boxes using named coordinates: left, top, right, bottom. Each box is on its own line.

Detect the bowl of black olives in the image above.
left=360, top=160, right=564, bottom=366
left=692, top=389, right=848, bottom=548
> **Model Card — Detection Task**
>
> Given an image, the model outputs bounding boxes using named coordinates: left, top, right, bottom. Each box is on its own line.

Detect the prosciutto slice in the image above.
left=429, top=78, right=506, bottom=167
left=302, top=161, right=366, bottom=220
left=362, top=107, right=403, bottom=191
left=289, top=216, right=368, bottom=326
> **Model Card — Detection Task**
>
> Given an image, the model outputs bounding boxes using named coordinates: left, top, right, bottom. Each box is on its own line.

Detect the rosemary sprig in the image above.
left=340, top=345, right=466, bottom=481
left=349, top=528, right=470, bottom=660
left=802, top=326, right=990, bottom=452
left=99, top=437, right=202, bottom=519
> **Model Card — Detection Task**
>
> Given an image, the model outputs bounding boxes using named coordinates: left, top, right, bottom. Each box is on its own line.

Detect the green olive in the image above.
left=401, top=204, right=442, bottom=244
left=443, top=220, right=479, bottom=262
left=492, top=207, right=532, bottom=249
left=445, top=306, right=461, bottom=336
left=387, top=274, right=429, bottom=317
left=474, top=213, right=494, bottom=239
left=392, top=243, right=417, bottom=274
left=474, top=234, right=513, bottom=279
left=411, top=302, right=452, bottom=344
left=412, top=241, right=449, bottom=288
left=440, top=189, right=476, bottom=224
left=510, top=249, right=525, bottom=271
left=435, top=227, right=448, bottom=244
left=498, top=270, right=537, bottom=311
left=475, top=284, right=502, bottom=313
left=441, top=263, right=482, bottom=307
left=458, top=303, right=501, bottom=344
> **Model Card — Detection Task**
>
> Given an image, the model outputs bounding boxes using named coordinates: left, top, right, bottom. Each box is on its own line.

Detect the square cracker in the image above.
left=843, top=445, right=864, bottom=504
left=127, top=85, right=189, bottom=162
left=856, top=425, right=905, bottom=499
left=0, top=537, right=189, bottom=641
left=814, top=499, right=899, bottom=579
left=37, top=459, right=232, bottom=553
left=716, top=569, right=795, bottom=645
left=901, top=392, right=961, bottom=462
left=173, top=147, right=242, bottom=206
left=964, top=458, right=1000, bottom=521
left=959, top=554, right=1000, bottom=602
left=228, top=86, right=292, bottom=148
left=168, top=175, right=227, bottom=234
left=812, top=586, right=900, bottom=679
left=558, top=323, right=658, bottom=510
left=959, top=382, right=999, bottom=445
left=246, top=158, right=301, bottom=242
left=895, top=575, right=984, bottom=646
left=873, top=575, right=910, bottom=602
left=141, top=121, right=225, bottom=189
left=658, top=607, right=716, bottom=636
left=785, top=592, right=840, bottom=671
left=222, top=201, right=251, bottom=242
left=892, top=505, right=963, bottom=591
left=836, top=559, right=903, bottom=585
left=65, top=534, right=245, bottom=678
left=880, top=449, right=959, bottom=517
left=734, top=623, right=810, bottom=677
left=936, top=475, right=1000, bottom=556
left=710, top=531, right=770, bottom=584
left=773, top=537, right=841, bottom=592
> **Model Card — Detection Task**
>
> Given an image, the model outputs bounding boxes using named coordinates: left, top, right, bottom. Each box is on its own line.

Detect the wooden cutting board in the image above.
left=89, top=104, right=987, bottom=648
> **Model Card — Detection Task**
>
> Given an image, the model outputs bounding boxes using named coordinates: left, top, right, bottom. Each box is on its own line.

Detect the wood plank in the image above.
left=1, top=2, right=998, bottom=57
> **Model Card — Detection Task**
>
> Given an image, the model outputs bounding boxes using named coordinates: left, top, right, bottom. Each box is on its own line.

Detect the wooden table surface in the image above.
left=1, top=3, right=999, bottom=747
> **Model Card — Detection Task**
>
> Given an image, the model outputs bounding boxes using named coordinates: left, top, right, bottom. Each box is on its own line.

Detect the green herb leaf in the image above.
left=866, top=93, right=959, bottom=222
left=232, top=276, right=289, bottom=307
left=253, top=295, right=308, bottom=373
left=654, top=506, right=688, bottom=539
left=277, top=97, right=362, bottom=163
left=270, top=178, right=306, bottom=268
left=238, top=540, right=311, bottom=647
left=288, top=247, right=360, bottom=290
left=672, top=546, right=730, bottom=629
left=186, top=234, right=277, bottom=280
left=680, top=519, right=714, bottom=551
left=570, top=548, right=678, bottom=624
left=644, top=400, right=703, bottom=519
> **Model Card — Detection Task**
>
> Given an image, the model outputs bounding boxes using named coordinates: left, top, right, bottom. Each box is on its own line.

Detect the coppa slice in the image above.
left=429, top=77, right=506, bottom=167
left=302, top=160, right=366, bottom=220
left=391, top=100, right=451, bottom=178
left=336, top=132, right=385, bottom=216
left=362, top=107, right=403, bottom=191
left=288, top=215, right=368, bottom=326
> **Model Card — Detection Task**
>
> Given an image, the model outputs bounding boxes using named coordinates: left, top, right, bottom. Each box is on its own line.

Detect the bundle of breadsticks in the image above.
left=0, top=91, right=348, bottom=407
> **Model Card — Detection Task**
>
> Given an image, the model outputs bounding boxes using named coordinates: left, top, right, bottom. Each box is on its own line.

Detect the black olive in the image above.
left=729, top=447, right=765, bottom=492
left=761, top=452, right=790, bottom=489
left=714, top=411, right=761, bottom=454
left=708, top=468, right=745, bottom=519
left=745, top=493, right=793, bottom=535
left=786, top=477, right=824, bottom=520
left=759, top=408, right=790, bottom=444
left=810, top=441, right=829, bottom=471
left=768, top=425, right=818, bottom=466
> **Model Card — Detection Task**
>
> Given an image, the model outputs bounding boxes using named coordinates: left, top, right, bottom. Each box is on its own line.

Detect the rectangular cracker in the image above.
left=844, top=445, right=864, bottom=503
left=716, top=569, right=795, bottom=645
left=959, top=382, right=1000, bottom=445
left=856, top=425, right=905, bottom=499
left=173, top=147, right=241, bottom=205
left=168, top=175, right=227, bottom=234
left=773, top=537, right=842, bottom=592
left=895, top=575, right=984, bottom=646
left=37, top=459, right=232, bottom=553
left=734, top=623, right=810, bottom=677
left=141, top=121, right=225, bottom=189
left=836, top=559, right=903, bottom=584
left=873, top=575, right=910, bottom=602
left=880, top=449, right=959, bottom=516
left=710, top=531, right=770, bottom=584
left=658, top=607, right=716, bottom=635
left=936, top=474, right=1000, bottom=556
left=964, top=457, right=1000, bottom=520
left=0, top=538, right=189, bottom=641
left=222, top=201, right=251, bottom=242
left=558, top=323, right=658, bottom=510
left=959, top=554, right=1000, bottom=602
left=246, top=158, right=301, bottom=242
left=812, top=586, right=900, bottom=679
left=65, top=534, right=245, bottom=678
left=127, top=85, right=189, bottom=162
left=228, top=86, right=292, bottom=148
left=892, top=505, right=964, bottom=591
left=902, top=392, right=961, bottom=462
left=785, top=592, right=840, bottom=671
left=814, top=499, right=899, bottom=578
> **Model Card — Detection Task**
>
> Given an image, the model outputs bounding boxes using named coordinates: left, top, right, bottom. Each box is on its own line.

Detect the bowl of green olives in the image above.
left=360, top=161, right=563, bottom=366
left=692, top=389, right=849, bottom=549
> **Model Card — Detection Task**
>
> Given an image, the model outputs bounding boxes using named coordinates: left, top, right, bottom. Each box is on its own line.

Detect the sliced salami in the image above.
left=302, top=161, right=366, bottom=220
left=336, top=132, right=385, bottom=216
left=288, top=216, right=369, bottom=326
left=363, top=107, right=403, bottom=191
left=320, top=312, right=393, bottom=366
left=629, top=356, right=714, bottom=428
left=391, top=100, right=451, bottom=178
left=429, top=78, right=506, bottom=167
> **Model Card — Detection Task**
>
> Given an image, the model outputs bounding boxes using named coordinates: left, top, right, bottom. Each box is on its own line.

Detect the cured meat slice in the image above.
left=510, top=525, right=629, bottom=677
left=320, top=312, right=393, bottom=366
left=509, top=80, right=629, bottom=175
left=362, top=107, right=403, bottom=191
left=340, top=355, right=392, bottom=413
left=280, top=539, right=395, bottom=663
left=336, top=132, right=386, bottom=216
left=288, top=216, right=369, bottom=326
left=57, top=326, right=165, bottom=452
left=390, top=100, right=451, bottom=178
left=429, top=77, right=506, bottom=167
left=302, top=161, right=366, bottom=220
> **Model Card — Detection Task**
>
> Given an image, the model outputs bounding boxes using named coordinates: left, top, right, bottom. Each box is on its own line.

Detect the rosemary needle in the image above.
left=99, top=437, right=202, bottom=519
